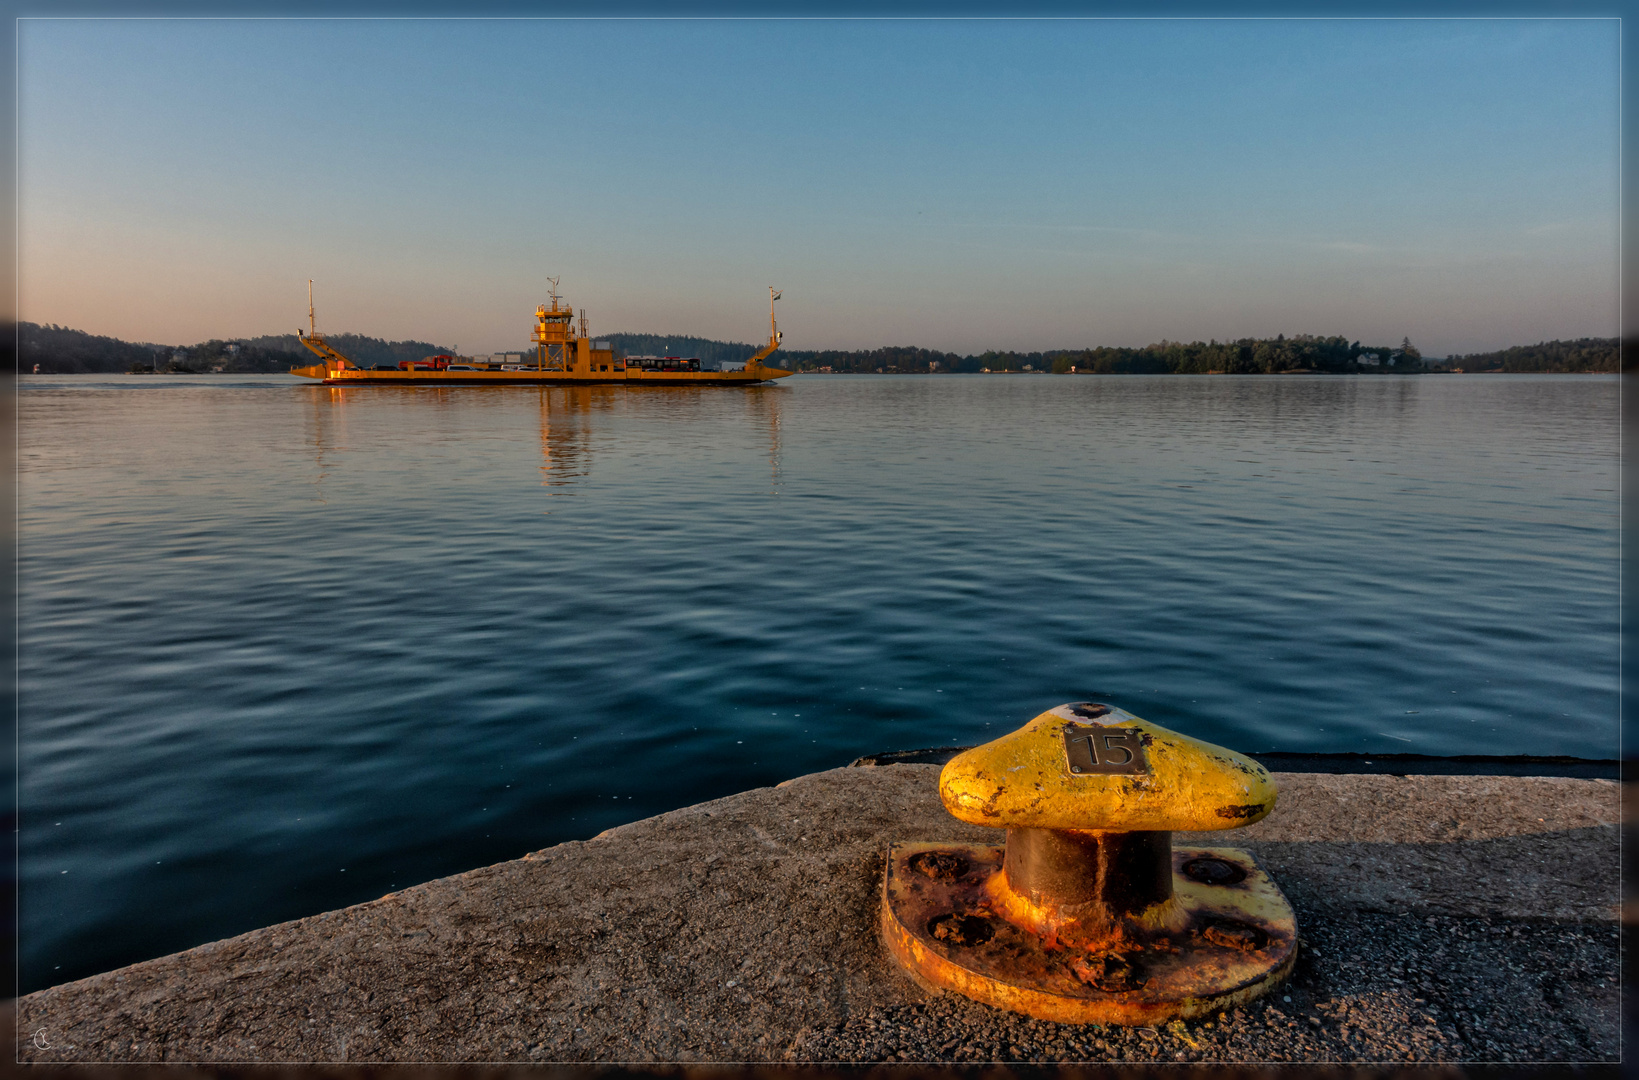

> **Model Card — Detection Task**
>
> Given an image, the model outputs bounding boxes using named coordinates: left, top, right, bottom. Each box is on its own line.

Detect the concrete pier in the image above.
left=15, top=766, right=1620, bottom=1064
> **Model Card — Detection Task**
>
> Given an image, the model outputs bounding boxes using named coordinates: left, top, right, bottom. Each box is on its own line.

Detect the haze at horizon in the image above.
left=18, top=18, right=1619, bottom=355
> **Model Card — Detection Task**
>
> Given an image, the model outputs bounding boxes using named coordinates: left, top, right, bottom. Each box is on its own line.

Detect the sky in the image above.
left=17, top=17, right=1621, bottom=355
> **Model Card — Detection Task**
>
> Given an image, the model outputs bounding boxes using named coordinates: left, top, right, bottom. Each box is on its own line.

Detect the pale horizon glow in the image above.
left=18, top=18, right=1620, bottom=356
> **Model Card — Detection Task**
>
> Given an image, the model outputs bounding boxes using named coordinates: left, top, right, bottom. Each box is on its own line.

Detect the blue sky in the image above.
left=18, top=17, right=1620, bottom=354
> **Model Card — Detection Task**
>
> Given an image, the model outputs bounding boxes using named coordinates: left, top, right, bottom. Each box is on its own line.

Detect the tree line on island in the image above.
left=609, top=332, right=1433, bottom=373
left=1440, top=338, right=1620, bottom=374
left=758, top=335, right=1619, bottom=374
left=14, top=323, right=450, bottom=374
left=13, top=320, right=1623, bottom=375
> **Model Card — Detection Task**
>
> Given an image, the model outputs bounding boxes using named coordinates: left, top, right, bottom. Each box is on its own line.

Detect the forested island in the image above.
left=751, top=334, right=1619, bottom=374
left=599, top=332, right=1433, bottom=374
left=16, top=323, right=448, bottom=374
left=13, top=321, right=1623, bottom=375
left=1440, top=338, right=1619, bottom=373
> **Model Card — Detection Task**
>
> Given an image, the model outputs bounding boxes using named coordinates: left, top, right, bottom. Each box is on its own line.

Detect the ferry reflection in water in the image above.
left=538, top=387, right=594, bottom=492
left=303, top=385, right=353, bottom=502
left=299, top=380, right=786, bottom=498
left=747, top=382, right=783, bottom=492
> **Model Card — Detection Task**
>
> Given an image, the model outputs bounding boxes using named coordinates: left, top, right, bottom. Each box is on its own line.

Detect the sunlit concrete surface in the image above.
left=15, top=767, right=1619, bottom=1064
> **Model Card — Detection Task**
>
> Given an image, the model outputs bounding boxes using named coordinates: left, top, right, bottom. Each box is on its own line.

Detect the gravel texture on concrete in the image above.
left=795, top=914, right=1619, bottom=1064
left=14, top=766, right=1619, bottom=1065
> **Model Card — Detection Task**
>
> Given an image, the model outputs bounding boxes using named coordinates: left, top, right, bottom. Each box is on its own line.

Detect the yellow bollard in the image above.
left=881, top=702, right=1297, bottom=1025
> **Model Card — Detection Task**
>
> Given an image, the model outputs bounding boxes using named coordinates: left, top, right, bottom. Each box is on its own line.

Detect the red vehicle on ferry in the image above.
left=398, top=355, right=453, bottom=371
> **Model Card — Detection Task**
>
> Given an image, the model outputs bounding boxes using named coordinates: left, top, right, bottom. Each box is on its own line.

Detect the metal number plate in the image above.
left=1062, top=723, right=1150, bottom=776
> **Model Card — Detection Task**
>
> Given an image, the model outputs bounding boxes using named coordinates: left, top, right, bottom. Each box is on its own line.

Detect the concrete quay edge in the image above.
left=15, top=767, right=1622, bottom=1064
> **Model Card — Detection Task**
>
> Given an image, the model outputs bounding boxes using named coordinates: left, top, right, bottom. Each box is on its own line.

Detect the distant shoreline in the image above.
left=15, top=321, right=1621, bottom=376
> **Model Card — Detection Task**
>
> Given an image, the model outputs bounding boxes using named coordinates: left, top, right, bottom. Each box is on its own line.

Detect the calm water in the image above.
left=19, top=373, right=1618, bottom=991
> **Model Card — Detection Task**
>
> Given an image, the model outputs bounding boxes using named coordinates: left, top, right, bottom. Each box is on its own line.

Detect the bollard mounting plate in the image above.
left=881, top=841, right=1297, bottom=1026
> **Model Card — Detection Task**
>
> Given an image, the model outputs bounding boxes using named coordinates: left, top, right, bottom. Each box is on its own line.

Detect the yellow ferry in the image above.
left=292, top=281, right=792, bottom=386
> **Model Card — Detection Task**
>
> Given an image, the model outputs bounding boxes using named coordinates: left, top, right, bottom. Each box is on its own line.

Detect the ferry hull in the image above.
left=294, top=367, right=792, bottom=386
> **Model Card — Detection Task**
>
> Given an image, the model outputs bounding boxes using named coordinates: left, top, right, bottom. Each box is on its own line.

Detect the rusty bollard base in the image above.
left=881, top=840, right=1297, bottom=1025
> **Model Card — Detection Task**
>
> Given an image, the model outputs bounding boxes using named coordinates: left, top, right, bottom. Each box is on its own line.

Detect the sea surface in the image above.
left=18, top=372, right=1619, bottom=991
